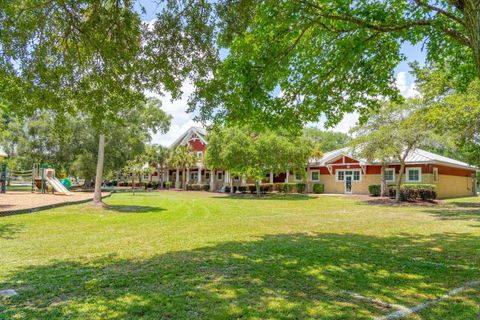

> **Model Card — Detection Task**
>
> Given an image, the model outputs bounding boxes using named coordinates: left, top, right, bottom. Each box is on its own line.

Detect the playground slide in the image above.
left=46, top=177, right=74, bottom=196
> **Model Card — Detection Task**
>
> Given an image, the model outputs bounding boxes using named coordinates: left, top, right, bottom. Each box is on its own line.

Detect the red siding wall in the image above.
left=188, top=139, right=206, bottom=152
left=310, top=164, right=474, bottom=177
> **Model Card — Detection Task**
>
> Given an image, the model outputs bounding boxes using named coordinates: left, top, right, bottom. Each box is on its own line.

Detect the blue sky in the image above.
left=135, top=2, right=427, bottom=145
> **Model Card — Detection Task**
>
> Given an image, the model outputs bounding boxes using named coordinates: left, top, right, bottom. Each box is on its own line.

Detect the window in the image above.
left=197, top=151, right=203, bottom=159
left=406, top=167, right=421, bottom=182
left=385, top=169, right=395, bottom=182
left=337, top=169, right=361, bottom=181
left=205, top=172, right=211, bottom=180
left=353, top=171, right=360, bottom=181
left=190, top=172, right=198, bottom=181
left=311, top=170, right=320, bottom=181
left=217, top=172, right=223, bottom=181
left=433, top=167, right=439, bottom=182
left=294, top=172, right=303, bottom=181
left=234, top=175, right=240, bottom=182
left=337, top=171, right=344, bottom=181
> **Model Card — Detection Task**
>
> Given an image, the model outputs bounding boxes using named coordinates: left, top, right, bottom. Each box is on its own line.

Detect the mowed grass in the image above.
left=1, top=191, right=479, bottom=319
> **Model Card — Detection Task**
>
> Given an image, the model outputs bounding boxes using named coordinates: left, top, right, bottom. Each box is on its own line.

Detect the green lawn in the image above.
left=1, top=192, right=479, bottom=319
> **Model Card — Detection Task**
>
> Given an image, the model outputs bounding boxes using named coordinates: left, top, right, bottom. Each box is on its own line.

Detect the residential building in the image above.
left=153, top=127, right=477, bottom=199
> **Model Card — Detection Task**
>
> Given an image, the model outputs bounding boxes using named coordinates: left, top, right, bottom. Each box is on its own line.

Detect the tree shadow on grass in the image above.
left=0, top=223, right=23, bottom=239
left=424, top=201, right=480, bottom=223
left=107, top=205, right=167, bottom=213
left=213, top=194, right=316, bottom=201
left=1, top=232, right=479, bottom=319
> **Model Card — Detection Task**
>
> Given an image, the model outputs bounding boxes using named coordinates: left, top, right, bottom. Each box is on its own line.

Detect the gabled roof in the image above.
left=169, top=126, right=207, bottom=149
left=310, top=147, right=477, bottom=170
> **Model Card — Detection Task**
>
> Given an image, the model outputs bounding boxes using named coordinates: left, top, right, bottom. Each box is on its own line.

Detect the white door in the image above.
left=345, top=175, right=353, bottom=194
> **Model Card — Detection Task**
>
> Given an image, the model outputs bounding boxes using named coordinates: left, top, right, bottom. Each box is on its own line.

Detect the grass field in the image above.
left=1, top=191, right=479, bottom=319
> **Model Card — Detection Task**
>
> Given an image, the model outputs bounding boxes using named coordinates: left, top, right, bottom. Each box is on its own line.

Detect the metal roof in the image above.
left=309, top=147, right=476, bottom=170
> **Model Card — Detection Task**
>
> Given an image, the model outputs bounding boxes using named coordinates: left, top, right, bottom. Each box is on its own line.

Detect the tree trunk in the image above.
left=395, top=162, right=405, bottom=203
left=380, top=162, right=386, bottom=197
left=464, top=0, right=480, bottom=78
left=132, top=175, right=135, bottom=195
left=256, top=180, right=261, bottom=197
left=210, top=170, right=215, bottom=192
left=93, top=134, right=105, bottom=205
left=230, top=178, right=234, bottom=194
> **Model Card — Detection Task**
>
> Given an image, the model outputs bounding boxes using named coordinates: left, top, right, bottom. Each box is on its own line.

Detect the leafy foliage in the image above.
left=177, top=0, right=479, bottom=128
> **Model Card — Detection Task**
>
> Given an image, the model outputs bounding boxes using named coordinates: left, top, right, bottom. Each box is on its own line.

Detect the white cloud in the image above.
left=395, top=71, right=419, bottom=98
left=148, top=81, right=203, bottom=146
left=331, top=112, right=360, bottom=133
left=150, top=71, right=420, bottom=146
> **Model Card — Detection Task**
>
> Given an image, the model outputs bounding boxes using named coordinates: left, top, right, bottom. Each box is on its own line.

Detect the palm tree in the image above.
left=169, top=145, right=197, bottom=190
left=145, top=144, right=169, bottom=188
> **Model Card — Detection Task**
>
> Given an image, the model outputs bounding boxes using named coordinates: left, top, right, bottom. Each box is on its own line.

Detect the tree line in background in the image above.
left=1, top=1, right=479, bottom=204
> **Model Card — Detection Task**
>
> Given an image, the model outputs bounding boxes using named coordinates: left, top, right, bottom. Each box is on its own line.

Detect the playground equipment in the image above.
left=0, top=163, right=6, bottom=193
left=33, top=164, right=74, bottom=196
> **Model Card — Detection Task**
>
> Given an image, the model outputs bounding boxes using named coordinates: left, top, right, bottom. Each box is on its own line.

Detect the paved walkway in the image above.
left=0, top=191, right=110, bottom=213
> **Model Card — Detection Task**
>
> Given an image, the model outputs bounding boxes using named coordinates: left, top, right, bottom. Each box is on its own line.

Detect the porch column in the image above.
left=165, top=169, right=169, bottom=182
left=269, top=170, right=274, bottom=184
left=306, top=166, right=311, bottom=193
left=186, top=168, right=190, bottom=185
left=242, top=174, right=246, bottom=186
left=285, top=171, right=289, bottom=183
left=197, top=166, right=202, bottom=184
left=225, top=170, right=230, bottom=184
left=175, top=168, right=180, bottom=189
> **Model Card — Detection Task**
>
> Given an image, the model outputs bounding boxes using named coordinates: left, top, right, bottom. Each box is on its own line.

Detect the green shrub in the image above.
left=280, top=183, right=297, bottom=193
left=247, top=184, right=256, bottom=194
left=368, top=185, right=381, bottom=196
left=165, top=181, right=172, bottom=189
left=187, top=184, right=210, bottom=191
left=238, top=186, right=247, bottom=193
left=296, top=183, right=306, bottom=194
left=312, top=183, right=324, bottom=194
left=224, top=186, right=239, bottom=193
left=388, top=184, right=437, bottom=201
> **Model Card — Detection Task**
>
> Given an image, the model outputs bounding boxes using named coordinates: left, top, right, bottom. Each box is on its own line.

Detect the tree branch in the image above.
left=413, top=0, right=464, bottom=25
left=300, top=0, right=434, bottom=32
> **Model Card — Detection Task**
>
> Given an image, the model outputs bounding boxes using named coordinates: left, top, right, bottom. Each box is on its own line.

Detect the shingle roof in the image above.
left=310, top=147, right=476, bottom=170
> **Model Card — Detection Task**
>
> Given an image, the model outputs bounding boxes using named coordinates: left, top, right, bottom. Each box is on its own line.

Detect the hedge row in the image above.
left=369, top=184, right=437, bottom=201
left=186, top=184, right=210, bottom=191
left=389, top=184, right=437, bottom=201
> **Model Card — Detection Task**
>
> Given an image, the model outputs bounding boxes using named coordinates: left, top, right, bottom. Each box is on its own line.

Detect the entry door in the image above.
left=345, top=175, right=353, bottom=194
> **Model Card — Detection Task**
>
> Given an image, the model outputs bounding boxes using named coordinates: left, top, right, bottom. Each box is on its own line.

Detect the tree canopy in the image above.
left=350, top=99, right=435, bottom=201
left=158, top=0, right=480, bottom=129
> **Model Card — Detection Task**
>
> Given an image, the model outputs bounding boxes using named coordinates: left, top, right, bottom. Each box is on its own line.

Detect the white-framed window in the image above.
left=217, top=171, right=223, bottom=181
left=406, top=167, right=422, bottom=182
left=385, top=168, right=395, bottom=182
left=433, top=167, right=439, bottom=182
left=311, top=170, right=320, bottom=181
left=336, top=169, right=361, bottom=181
left=205, top=172, right=211, bottom=180
left=197, top=151, right=203, bottom=159
left=234, top=175, right=240, bottom=182
left=294, top=172, right=303, bottom=181
left=337, top=171, right=345, bottom=181
left=353, top=171, right=360, bottom=181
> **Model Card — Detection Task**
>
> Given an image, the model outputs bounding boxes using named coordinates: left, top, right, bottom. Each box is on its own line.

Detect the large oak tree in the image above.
left=163, top=0, right=480, bottom=128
